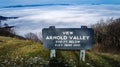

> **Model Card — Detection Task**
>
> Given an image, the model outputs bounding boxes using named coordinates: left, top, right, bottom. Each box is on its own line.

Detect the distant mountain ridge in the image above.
left=1, top=3, right=120, bottom=8
left=0, top=16, right=18, bottom=21
left=3, top=4, right=71, bottom=8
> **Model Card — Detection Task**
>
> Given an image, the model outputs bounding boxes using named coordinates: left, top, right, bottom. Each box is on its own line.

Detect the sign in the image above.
left=42, top=26, right=94, bottom=50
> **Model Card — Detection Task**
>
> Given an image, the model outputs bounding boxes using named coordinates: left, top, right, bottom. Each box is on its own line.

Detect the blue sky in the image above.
left=0, top=0, right=120, bottom=7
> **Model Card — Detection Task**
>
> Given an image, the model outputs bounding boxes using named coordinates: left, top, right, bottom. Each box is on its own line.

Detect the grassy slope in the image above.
left=0, top=36, right=120, bottom=67
left=0, top=36, right=49, bottom=64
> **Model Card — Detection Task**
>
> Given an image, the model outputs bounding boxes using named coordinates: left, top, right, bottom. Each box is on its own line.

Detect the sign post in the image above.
left=80, top=50, right=85, bottom=61
left=42, top=26, right=94, bottom=63
left=79, top=26, right=87, bottom=62
left=50, top=49, right=56, bottom=58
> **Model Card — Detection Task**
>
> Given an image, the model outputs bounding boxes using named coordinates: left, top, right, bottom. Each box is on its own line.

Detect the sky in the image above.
left=0, top=0, right=120, bottom=7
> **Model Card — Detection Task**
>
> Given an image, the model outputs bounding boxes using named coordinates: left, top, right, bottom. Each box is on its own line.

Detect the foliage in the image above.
left=92, top=18, right=120, bottom=53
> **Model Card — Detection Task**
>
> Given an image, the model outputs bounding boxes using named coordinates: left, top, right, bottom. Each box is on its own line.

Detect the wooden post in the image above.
left=80, top=50, right=85, bottom=61
left=79, top=26, right=87, bottom=61
left=0, top=21, right=1, bottom=28
left=50, top=49, right=56, bottom=58
left=49, top=26, right=56, bottom=58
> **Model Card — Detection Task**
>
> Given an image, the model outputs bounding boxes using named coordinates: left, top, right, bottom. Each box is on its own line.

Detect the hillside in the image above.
left=0, top=36, right=49, bottom=66
left=0, top=36, right=120, bottom=67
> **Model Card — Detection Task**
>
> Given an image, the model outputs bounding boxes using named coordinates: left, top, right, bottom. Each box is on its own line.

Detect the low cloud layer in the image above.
left=0, top=5, right=120, bottom=36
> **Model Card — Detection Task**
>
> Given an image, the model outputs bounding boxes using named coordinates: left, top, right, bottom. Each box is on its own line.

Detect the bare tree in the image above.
left=25, top=32, right=39, bottom=42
